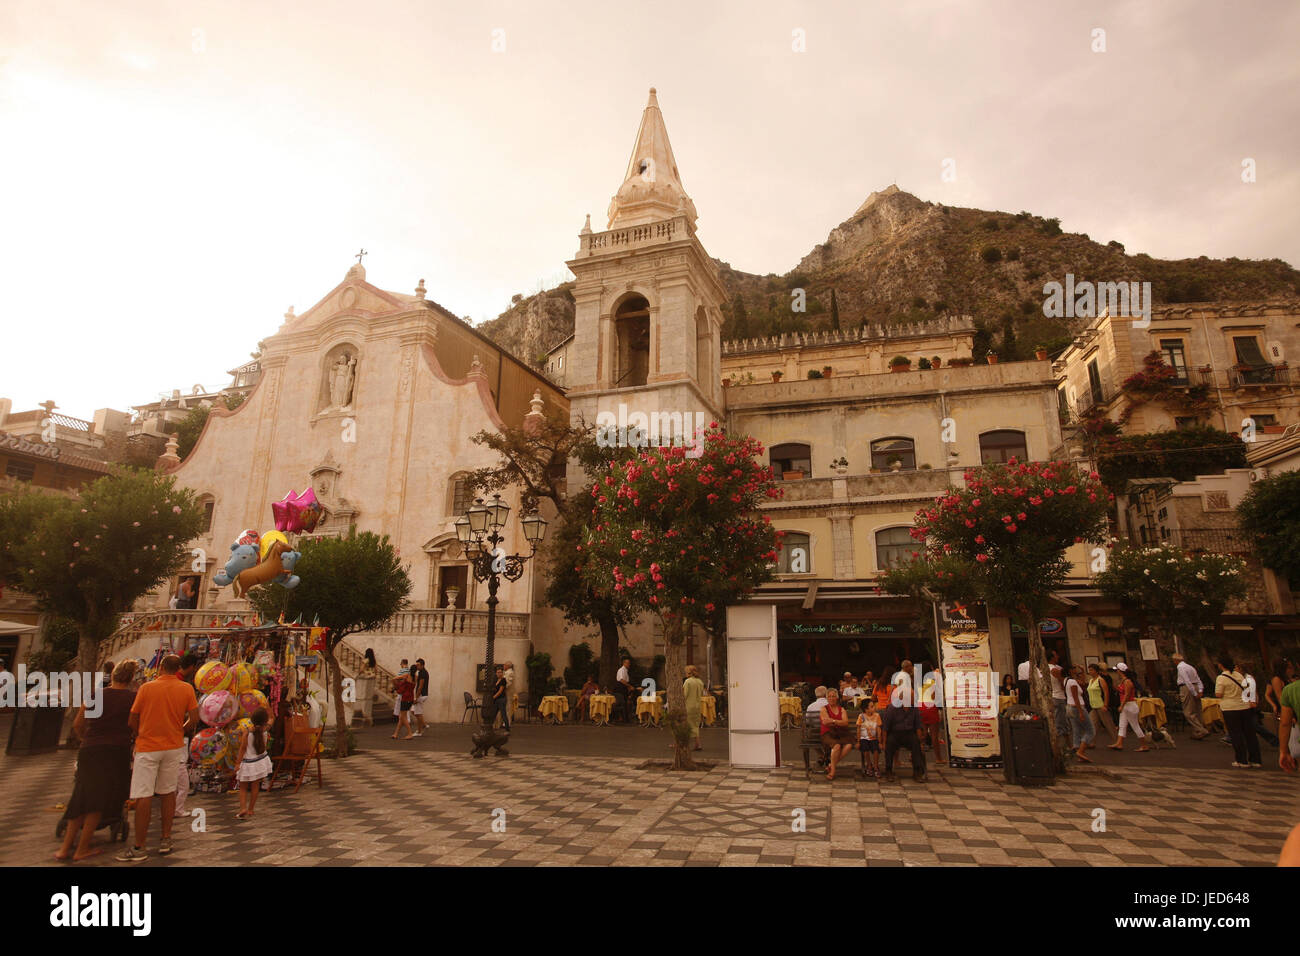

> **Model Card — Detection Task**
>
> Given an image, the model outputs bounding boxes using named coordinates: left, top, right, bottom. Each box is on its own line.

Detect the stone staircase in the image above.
left=333, top=640, right=398, bottom=724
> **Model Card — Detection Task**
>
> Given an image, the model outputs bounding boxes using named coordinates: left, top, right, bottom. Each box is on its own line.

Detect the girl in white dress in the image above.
left=233, top=708, right=272, bottom=819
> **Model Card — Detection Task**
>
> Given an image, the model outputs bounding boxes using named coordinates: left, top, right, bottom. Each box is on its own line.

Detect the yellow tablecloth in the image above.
left=538, top=695, right=568, bottom=723
left=999, top=695, right=1018, bottom=714
left=589, top=694, right=615, bottom=726
left=1138, top=697, right=1167, bottom=726
left=779, top=695, right=803, bottom=727
left=636, top=696, right=663, bottom=725
left=1202, top=698, right=1224, bottom=727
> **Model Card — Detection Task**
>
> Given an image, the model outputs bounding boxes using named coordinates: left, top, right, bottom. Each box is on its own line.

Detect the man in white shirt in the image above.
left=805, top=686, right=829, bottom=714
left=1048, top=651, right=1069, bottom=740
left=1172, top=653, right=1209, bottom=739
left=842, top=677, right=865, bottom=702
left=1016, top=659, right=1031, bottom=704
left=615, top=656, right=635, bottom=723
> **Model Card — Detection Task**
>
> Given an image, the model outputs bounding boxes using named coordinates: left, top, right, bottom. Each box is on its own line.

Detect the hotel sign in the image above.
left=0, top=430, right=59, bottom=461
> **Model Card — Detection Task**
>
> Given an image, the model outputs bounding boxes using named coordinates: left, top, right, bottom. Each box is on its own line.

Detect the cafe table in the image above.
left=636, top=695, right=664, bottom=726
left=779, top=695, right=803, bottom=728
left=1137, top=696, right=1167, bottom=733
left=538, top=695, right=569, bottom=724
left=1201, top=697, right=1225, bottom=730
left=589, top=694, right=616, bottom=726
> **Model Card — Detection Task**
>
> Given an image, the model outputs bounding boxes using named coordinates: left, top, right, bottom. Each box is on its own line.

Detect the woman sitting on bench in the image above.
left=819, top=688, right=857, bottom=780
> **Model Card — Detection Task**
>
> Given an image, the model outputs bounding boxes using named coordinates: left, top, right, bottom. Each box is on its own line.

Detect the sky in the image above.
left=2, top=0, right=1298, bottom=420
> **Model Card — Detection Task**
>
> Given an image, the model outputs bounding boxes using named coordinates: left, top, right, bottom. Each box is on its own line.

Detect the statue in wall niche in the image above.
left=329, top=354, right=357, bottom=409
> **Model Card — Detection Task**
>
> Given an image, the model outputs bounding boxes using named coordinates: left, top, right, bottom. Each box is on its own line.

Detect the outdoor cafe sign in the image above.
left=0, top=430, right=59, bottom=460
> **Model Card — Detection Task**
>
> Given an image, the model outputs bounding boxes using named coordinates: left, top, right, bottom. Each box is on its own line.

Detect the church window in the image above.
left=614, top=296, right=651, bottom=388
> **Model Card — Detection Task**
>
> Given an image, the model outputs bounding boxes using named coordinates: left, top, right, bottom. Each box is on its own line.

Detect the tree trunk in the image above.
left=1023, top=610, right=1064, bottom=773
left=597, top=607, right=620, bottom=689
left=662, top=617, right=694, bottom=770
left=325, top=641, right=349, bottom=758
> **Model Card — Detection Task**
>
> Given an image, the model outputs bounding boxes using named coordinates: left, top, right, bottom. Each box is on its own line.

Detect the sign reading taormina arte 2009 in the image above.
left=937, top=608, right=1003, bottom=769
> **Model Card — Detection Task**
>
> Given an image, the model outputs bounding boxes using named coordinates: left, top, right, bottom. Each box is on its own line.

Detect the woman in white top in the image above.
left=1215, top=653, right=1261, bottom=768
left=233, top=707, right=274, bottom=819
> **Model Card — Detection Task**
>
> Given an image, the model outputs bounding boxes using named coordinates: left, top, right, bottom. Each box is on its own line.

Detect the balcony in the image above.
left=1227, top=364, right=1293, bottom=388
left=727, top=359, right=1055, bottom=409
left=769, top=468, right=954, bottom=505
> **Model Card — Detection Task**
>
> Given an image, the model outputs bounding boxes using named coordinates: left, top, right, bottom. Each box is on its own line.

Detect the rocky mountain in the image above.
left=478, top=187, right=1300, bottom=367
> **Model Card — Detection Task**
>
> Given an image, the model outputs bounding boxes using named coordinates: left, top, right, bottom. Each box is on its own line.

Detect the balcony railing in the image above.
left=375, top=608, right=529, bottom=638
left=1227, top=364, right=1293, bottom=387
left=1129, top=527, right=1254, bottom=555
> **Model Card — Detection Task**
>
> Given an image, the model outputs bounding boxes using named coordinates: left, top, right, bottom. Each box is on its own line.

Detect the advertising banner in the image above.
left=938, top=626, right=1003, bottom=768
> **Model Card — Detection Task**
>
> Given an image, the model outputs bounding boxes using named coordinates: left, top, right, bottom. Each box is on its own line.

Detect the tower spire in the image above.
left=606, top=87, right=697, bottom=230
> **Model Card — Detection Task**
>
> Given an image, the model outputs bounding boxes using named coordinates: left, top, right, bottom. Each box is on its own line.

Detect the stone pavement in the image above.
left=1, top=719, right=1294, bottom=867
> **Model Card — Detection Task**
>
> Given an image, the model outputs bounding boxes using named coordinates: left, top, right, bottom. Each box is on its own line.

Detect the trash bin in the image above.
left=6, top=705, right=67, bottom=756
left=999, top=705, right=1055, bottom=786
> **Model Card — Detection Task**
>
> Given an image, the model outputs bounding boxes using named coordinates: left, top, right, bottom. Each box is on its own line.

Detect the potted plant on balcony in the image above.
left=771, top=370, right=784, bottom=383
left=986, top=350, right=999, bottom=365
left=822, top=365, right=834, bottom=378
left=889, top=355, right=911, bottom=373
left=782, top=468, right=805, bottom=481
left=931, top=355, right=942, bottom=368
left=887, top=457, right=904, bottom=472
left=807, top=369, right=823, bottom=379
left=721, top=376, right=731, bottom=388
left=918, top=357, right=933, bottom=370
left=1034, top=344, right=1049, bottom=361
left=831, top=455, right=849, bottom=474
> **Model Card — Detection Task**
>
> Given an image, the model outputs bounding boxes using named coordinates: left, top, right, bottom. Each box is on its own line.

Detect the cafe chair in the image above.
left=461, top=691, right=482, bottom=724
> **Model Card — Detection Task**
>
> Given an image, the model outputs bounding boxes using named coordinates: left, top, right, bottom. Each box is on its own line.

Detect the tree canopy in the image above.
left=1237, top=470, right=1300, bottom=584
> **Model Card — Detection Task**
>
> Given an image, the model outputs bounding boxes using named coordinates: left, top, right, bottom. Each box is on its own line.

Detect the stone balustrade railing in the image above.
left=375, top=609, right=529, bottom=638
left=722, top=315, right=977, bottom=355
left=577, top=218, right=682, bottom=257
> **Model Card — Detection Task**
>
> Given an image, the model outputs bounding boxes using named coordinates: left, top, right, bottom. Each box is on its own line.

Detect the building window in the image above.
left=875, top=526, right=915, bottom=570
left=770, top=443, right=811, bottom=479
left=1087, top=359, right=1104, bottom=404
left=4, top=459, right=35, bottom=482
left=448, top=475, right=469, bottom=517
left=1174, top=416, right=1199, bottom=431
left=199, top=498, right=215, bottom=534
left=1160, top=339, right=1188, bottom=383
left=1251, top=413, right=1278, bottom=429
left=979, top=430, right=1028, bottom=464
left=870, top=437, right=915, bottom=471
left=614, top=296, right=651, bottom=388
left=777, top=532, right=811, bottom=574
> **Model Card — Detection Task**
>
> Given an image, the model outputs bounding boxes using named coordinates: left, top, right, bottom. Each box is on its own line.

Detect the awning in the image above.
left=0, top=620, right=38, bottom=636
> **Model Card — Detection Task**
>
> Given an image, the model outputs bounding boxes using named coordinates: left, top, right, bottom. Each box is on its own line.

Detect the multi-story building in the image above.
left=1055, top=301, right=1300, bottom=436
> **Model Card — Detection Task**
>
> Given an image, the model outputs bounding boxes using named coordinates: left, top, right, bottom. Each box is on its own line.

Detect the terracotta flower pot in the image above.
left=1035, top=349, right=1048, bottom=361
left=890, top=364, right=910, bottom=373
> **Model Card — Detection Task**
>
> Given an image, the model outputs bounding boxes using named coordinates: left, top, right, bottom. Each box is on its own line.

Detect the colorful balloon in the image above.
left=199, top=689, right=239, bottom=726
left=234, top=528, right=261, bottom=548
left=228, top=662, right=254, bottom=695
left=190, top=727, right=231, bottom=767
left=259, top=530, right=289, bottom=563
left=288, top=488, right=323, bottom=533
left=271, top=491, right=297, bottom=533
left=239, top=689, right=269, bottom=717
left=195, top=660, right=231, bottom=694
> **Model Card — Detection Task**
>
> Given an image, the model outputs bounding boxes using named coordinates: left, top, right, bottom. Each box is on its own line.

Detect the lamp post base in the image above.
left=470, top=726, right=510, bottom=758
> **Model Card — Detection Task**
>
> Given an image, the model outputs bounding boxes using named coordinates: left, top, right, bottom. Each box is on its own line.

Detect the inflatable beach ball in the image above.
left=228, top=662, right=254, bottom=696
left=195, top=660, right=231, bottom=694
left=199, top=689, right=239, bottom=727
left=231, top=717, right=253, bottom=738
left=190, top=728, right=231, bottom=767
left=239, top=689, right=268, bottom=718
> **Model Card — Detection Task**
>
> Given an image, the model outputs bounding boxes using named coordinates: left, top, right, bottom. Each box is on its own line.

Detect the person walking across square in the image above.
left=1173, top=652, right=1209, bottom=739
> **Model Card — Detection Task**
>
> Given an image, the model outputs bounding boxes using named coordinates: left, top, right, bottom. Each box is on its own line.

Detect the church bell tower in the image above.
left=566, top=88, right=727, bottom=441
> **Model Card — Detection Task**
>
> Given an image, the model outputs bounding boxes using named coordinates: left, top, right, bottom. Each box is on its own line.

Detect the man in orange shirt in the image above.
left=117, top=655, right=199, bottom=862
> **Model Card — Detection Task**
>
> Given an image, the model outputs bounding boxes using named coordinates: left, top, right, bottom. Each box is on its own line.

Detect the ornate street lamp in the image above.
left=457, top=496, right=548, bottom=758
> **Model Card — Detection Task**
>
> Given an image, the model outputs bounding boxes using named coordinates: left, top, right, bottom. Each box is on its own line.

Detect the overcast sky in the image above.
left=3, top=0, right=1297, bottom=420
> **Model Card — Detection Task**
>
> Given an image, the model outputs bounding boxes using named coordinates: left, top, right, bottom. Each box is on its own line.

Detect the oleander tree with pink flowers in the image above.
left=577, top=424, right=783, bottom=769
left=882, top=459, right=1112, bottom=770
